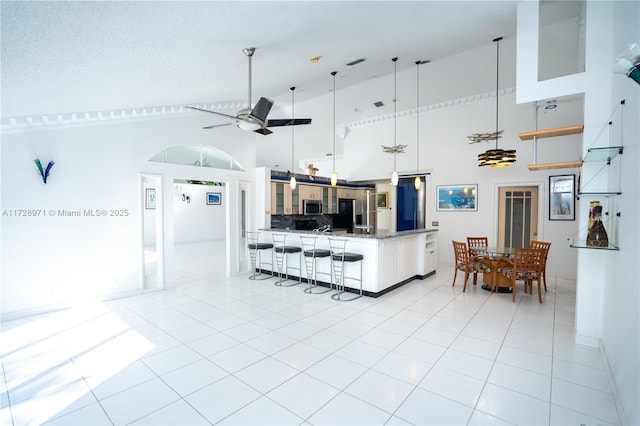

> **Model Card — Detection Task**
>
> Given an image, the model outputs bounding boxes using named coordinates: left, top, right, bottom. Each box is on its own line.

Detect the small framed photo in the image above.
left=145, top=188, right=156, bottom=210
left=376, top=192, right=389, bottom=209
left=436, top=184, right=477, bottom=211
left=206, top=192, right=221, bottom=205
left=549, top=174, right=575, bottom=220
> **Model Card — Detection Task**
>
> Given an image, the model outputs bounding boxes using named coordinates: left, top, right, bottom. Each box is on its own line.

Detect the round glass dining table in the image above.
left=474, top=247, right=514, bottom=293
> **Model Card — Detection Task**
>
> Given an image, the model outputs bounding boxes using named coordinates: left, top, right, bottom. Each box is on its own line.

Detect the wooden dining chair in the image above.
left=452, top=240, right=491, bottom=292
left=467, top=236, right=489, bottom=258
left=497, top=247, right=545, bottom=303
left=529, top=240, right=551, bottom=292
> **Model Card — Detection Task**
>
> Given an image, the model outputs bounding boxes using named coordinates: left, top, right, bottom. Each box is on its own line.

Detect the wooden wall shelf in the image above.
left=527, top=160, right=583, bottom=171
left=519, top=124, right=584, bottom=141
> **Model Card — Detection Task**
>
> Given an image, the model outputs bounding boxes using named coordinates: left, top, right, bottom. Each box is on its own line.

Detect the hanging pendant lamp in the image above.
left=391, top=57, right=399, bottom=186
left=414, top=60, right=428, bottom=190
left=330, top=71, right=338, bottom=186
left=477, top=37, right=516, bottom=167
left=289, top=86, right=297, bottom=190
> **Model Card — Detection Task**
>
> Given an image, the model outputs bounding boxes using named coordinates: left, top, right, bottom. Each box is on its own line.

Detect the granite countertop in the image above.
left=259, top=228, right=438, bottom=239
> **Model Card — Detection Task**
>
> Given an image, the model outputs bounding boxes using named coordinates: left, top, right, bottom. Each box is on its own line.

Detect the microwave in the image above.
left=303, top=199, right=323, bottom=215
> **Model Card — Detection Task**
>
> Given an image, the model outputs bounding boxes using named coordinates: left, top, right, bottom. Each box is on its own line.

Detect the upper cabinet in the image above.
left=299, top=184, right=323, bottom=200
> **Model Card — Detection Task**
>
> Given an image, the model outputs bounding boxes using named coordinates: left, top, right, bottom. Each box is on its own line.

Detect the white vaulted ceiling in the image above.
left=1, top=1, right=520, bottom=119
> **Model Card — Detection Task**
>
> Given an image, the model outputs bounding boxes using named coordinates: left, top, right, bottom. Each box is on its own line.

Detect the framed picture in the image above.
left=376, top=192, right=389, bottom=209
left=549, top=174, right=575, bottom=220
left=206, top=192, right=221, bottom=205
left=145, top=188, right=156, bottom=210
left=436, top=184, right=478, bottom=211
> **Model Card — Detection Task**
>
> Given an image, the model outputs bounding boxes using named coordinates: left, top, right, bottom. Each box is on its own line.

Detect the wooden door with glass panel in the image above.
left=498, top=186, right=538, bottom=249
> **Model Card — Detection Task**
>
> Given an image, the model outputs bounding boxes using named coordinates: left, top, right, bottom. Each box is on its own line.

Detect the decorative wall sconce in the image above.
left=34, top=158, right=55, bottom=184
left=615, top=41, right=640, bottom=85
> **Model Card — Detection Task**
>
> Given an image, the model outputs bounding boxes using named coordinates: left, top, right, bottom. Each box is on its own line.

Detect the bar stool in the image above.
left=247, top=231, right=274, bottom=280
left=273, top=233, right=302, bottom=287
left=328, top=238, right=364, bottom=301
left=300, top=235, right=332, bottom=294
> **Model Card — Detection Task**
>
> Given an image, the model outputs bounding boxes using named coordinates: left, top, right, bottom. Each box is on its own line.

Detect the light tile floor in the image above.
left=1, top=249, right=622, bottom=425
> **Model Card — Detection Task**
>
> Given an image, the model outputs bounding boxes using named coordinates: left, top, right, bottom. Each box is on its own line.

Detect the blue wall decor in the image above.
left=34, top=158, right=55, bottom=184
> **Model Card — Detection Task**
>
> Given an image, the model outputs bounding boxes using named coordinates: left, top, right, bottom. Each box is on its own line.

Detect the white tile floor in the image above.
left=0, top=244, right=622, bottom=425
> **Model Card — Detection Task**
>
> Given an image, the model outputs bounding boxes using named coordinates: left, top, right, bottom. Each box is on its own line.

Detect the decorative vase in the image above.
left=588, top=201, right=600, bottom=231
left=587, top=205, right=609, bottom=247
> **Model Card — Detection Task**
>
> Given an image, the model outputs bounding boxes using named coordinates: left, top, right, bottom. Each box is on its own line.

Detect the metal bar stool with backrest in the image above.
left=272, top=233, right=302, bottom=287
left=529, top=240, right=551, bottom=292
left=497, top=247, right=546, bottom=303
left=300, top=235, right=332, bottom=294
left=328, top=238, right=363, bottom=301
left=452, top=240, right=491, bottom=292
left=247, top=231, right=274, bottom=280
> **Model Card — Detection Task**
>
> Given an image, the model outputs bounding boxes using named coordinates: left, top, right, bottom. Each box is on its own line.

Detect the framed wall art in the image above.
left=145, top=188, right=156, bottom=210
left=549, top=174, right=575, bottom=220
left=376, top=192, right=389, bottom=209
left=206, top=192, right=221, bottom=205
left=436, top=184, right=477, bottom=211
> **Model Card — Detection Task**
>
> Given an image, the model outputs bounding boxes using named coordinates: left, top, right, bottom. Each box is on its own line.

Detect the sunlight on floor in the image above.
left=0, top=301, right=154, bottom=425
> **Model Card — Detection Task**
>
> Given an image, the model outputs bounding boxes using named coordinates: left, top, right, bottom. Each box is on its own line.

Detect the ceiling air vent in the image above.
left=346, top=58, right=366, bottom=66
left=373, top=101, right=384, bottom=108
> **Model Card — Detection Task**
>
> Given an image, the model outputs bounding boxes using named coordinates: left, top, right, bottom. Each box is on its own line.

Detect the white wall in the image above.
left=1, top=113, right=255, bottom=319
left=173, top=182, right=226, bottom=243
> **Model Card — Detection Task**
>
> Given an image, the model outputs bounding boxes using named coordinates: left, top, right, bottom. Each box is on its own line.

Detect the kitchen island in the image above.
left=256, top=228, right=437, bottom=297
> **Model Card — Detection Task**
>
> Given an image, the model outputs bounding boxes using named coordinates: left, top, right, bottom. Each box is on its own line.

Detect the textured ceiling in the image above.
left=1, top=1, right=519, bottom=118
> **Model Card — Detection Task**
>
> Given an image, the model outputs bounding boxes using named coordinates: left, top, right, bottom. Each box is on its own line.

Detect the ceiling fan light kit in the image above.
left=186, top=47, right=311, bottom=136
left=476, top=37, right=516, bottom=168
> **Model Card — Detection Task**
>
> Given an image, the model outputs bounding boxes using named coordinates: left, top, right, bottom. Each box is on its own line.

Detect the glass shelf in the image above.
left=577, top=191, right=621, bottom=197
left=583, top=146, right=623, bottom=163
left=569, top=239, right=619, bottom=250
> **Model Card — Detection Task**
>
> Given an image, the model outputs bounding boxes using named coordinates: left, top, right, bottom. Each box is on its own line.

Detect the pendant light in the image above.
left=289, top=86, right=297, bottom=190
left=330, top=71, right=338, bottom=186
left=414, top=60, right=427, bottom=190
left=391, top=57, right=399, bottom=186
left=477, top=37, right=516, bottom=167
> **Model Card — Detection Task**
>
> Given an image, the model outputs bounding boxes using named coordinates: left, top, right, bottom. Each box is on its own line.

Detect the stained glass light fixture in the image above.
left=476, top=37, right=516, bottom=167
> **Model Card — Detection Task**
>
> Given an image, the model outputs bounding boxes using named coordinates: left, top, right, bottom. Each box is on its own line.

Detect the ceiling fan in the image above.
left=186, top=47, right=312, bottom=135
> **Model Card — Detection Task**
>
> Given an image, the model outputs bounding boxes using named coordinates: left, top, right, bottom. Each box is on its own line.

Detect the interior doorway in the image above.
left=238, top=181, right=251, bottom=273
left=497, top=186, right=539, bottom=248
left=140, top=173, right=164, bottom=290
left=173, top=179, right=226, bottom=284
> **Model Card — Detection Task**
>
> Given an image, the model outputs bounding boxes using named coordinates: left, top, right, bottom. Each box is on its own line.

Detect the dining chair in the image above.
left=497, top=247, right=545, bottom=303
left=467, top=236, right=489, bottom=258
left=529, top=240, right=551, bottom=292
left=452, top=240, right=491, bottom=292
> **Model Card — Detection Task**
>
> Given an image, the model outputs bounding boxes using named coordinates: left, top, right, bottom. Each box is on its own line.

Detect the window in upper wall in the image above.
left=149, top=145, right=245, bottom=171
left=538, top=0, right=586, bottom=81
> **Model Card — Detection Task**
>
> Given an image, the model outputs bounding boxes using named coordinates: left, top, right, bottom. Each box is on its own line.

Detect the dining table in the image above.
left=475, top=247, right=515, bottom=293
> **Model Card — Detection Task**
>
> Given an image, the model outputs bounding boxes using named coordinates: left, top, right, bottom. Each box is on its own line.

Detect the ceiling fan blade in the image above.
left=185, top=106, right=238, bottom=120
left=254, top=127, right=273, bottom=135
left=266, top=118, right=312, bottom=127
left=202, top=122, right=234, bottom=130
left=249, top=97, right=274, bottom=122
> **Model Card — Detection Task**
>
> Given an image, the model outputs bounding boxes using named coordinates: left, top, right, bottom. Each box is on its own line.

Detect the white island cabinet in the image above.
left=257, top=229, right=437, bottom=297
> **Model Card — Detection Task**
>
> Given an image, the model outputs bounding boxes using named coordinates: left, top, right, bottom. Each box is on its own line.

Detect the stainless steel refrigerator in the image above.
left=338, top=190, right=376, bottom=234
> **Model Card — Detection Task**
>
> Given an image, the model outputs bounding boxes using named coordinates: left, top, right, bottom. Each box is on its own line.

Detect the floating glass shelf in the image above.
left=577, top=191, right=622, bottom=197
left=583, top=146, right=623, bottom=163
left=569, top=239, right=619, bottom=250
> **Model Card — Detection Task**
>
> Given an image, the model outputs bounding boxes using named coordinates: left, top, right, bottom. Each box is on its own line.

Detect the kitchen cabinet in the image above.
left=337, top=188, right=357, bottom=199
left=271, top=182, right=299, bottom=215
left=322, top=187, right=338, bottom=214
left=299, top=184, right=323, bottom=200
